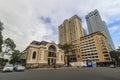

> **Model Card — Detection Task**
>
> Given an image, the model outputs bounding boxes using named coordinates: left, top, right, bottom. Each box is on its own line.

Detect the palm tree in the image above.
left=58, top=44, right=72, bottom=65
left=59, top=44, right=72, bottom=54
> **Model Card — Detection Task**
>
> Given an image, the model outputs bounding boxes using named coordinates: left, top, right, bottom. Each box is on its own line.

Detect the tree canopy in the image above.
left=0, top=21, right=4, bottom=52
left=0, top=21, right=4, bottom=31
left=59, top=44, right=72, bottom=54
left=10, top=50, right=21, bottom=64
left=110, top=47, right=120, bottom=66
left=3, top=38, right=16, bottom=55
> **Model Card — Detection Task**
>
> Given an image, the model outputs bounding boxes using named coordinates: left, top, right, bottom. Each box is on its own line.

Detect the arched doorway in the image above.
left=48, top=45, right=56, bottom=65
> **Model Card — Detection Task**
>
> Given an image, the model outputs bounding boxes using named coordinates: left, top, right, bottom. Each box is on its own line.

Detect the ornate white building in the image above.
left=22, top=41, right=64, bottom=68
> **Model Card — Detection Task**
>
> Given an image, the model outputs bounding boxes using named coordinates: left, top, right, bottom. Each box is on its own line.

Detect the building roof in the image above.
left=31, top=40, right=49, bottom=46
left=80, top=31, right=106, bottom=40
left=69, top=15, right=81, bottom=21
left=85, top=9, right=99, bottom=18
left=59, top=15, right=82, bottom=28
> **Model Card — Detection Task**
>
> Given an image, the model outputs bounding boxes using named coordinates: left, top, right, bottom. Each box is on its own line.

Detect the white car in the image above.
left=14, top=65, right=25, bottom=71
left=110, top=64, right=116, bottom=68
left=2, top=64, right=14, bottom=72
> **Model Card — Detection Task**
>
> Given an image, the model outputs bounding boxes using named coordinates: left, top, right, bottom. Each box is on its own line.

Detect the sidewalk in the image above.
left=30, top=67, right=78, bottom=70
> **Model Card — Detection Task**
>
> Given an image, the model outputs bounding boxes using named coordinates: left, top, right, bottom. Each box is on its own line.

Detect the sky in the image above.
left=0, top=0, right=120, bottom=51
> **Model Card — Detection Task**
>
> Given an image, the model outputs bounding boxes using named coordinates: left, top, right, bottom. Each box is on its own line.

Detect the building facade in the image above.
left=22, top=41, right=64, bottom=68
left=80, top=31, right=112, bottom=62
left=59, top=15, right=86, bottom=45
left=58, top=15, right=86, bottom=64
left=85, top=9, right=115, bottom=49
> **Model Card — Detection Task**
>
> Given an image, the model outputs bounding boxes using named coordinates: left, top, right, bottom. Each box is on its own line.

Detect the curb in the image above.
left=30, top=67, right=78, bottom=70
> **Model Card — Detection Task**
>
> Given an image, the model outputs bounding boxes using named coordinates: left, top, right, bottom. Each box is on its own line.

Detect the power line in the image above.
left=2, top=30, right=13, bottom=38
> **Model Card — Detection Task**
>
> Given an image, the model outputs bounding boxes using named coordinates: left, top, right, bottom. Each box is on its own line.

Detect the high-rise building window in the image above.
left=85, top=9, right=115, bottom=49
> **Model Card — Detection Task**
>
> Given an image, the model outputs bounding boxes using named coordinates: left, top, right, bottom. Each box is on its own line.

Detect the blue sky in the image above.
left=0, top=0, right=120, bottom=51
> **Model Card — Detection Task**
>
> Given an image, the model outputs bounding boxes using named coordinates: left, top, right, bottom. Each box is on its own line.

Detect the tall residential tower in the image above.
left=59, top=15, right=86, bottom=63
left=59, top=15, right=86, bottom=45
left=85, top=9, right=115, bottom=49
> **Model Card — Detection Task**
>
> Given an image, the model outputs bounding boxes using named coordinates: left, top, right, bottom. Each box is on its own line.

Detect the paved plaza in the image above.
left=0, top=67, right=120, bottom=80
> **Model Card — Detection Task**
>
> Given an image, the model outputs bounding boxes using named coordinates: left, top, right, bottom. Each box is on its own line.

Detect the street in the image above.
left=0, top=67, right=120, bottom=80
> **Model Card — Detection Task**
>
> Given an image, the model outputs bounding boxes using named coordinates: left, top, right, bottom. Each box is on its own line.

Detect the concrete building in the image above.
left=80, top=31, right=112, bottom=62
left=85, top=9, right=115, bottom=49
left=58, top=14, right=112, bottom=65
left=58, top=15, right=86, bottom=64
left=59, top=15, right=86, bottom=45
left=22, top=41, right=64, bottom=68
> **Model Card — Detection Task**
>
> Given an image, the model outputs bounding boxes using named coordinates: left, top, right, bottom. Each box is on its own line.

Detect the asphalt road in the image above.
left=0, top=67, right=120, bottom=80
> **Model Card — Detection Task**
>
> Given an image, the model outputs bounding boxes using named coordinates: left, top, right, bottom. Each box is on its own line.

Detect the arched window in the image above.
left=48, top=45, right=56, bottom=52
left=32, top=51, right=36, bottom=59
left=48, top=45, right=56, bottom=65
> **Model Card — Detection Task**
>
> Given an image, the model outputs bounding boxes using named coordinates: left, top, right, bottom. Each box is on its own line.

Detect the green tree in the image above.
left=110, top=48, right=120, bottom=66
left=59, top=44, right=72, bottom=54
left=58, top=44, right=72, bottom=65
left=0, top=58, right=8, bottom=68
left=118, top=46, right=120, bottom=52
left=3, top=38, right=16, bottom=55
left=0, top=21, right=4, bottom=52
left=10, top=50, right=20, bottom=64
left=1, top=38, right=17, bottom=67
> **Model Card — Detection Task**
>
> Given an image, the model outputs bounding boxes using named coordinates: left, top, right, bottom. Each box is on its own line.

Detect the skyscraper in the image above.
left=59, top=15, right=86, bottom=63
left=59, top=15, right=86, bottom=45
left=85, top=9, right=115, bottom=49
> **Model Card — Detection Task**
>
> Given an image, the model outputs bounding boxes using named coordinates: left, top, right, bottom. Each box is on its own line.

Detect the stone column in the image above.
left=28, top=48, right=32, bottom=61
left=37, top=48, right=40, bottom=62
left=50, top=59, right=51, bottom=65
left=56, top=52, right=59, bottom=61
left=44, top=50, right=48, bottom=62
left=41, top=50, right=44, bottom=61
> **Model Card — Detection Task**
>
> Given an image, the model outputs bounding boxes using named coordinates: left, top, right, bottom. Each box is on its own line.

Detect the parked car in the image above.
left=14, top=65, right=25, bottom=71
left=2, top=64, right=14, bottom=72
left=63, top=64, right=68, bottom=67
left=110, top=64, right=116, bottom=68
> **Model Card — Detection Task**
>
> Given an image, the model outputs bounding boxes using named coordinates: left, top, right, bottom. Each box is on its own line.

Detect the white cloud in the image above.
left=0, top=0, right=120, bottom=51
left=108, top=26, right=120, bottom=34
left=108, top=24, right=120, bottom=49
